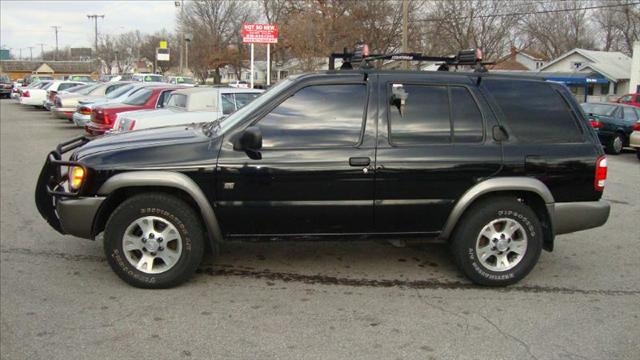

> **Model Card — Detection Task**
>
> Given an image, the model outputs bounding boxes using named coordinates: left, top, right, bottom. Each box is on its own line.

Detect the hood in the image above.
left=75, top=123, right=222, bottom=170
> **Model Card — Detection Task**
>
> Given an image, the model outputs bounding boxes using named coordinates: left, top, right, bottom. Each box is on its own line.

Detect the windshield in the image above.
left=581, top=103, right=617, bottom=117
left=143, top=75, right=163, bottom=82
left=219, top=79, right=294, bottom=133
left=124, top=88, right=153, bottom=105
left=78, top=83, right=101, bottom=95
left=176, top=77, right=195, bottom=84
left=69, top=75, right=92, bottom=82
left=106, top=84, right=136, bottom=99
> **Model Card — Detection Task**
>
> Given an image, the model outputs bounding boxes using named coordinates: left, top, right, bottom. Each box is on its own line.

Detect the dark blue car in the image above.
left=581, top=102, right=640, bottom=154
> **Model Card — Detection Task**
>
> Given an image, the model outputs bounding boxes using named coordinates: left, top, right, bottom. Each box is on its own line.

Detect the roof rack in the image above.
left=329, top=44, right=494, bottom=73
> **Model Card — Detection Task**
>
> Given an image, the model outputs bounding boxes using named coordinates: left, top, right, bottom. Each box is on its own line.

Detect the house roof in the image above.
left=518, top=49, right=548, bottom=61
left=0, top=60, right=99, bottom=73
left=490, top=58, right=530, bottom=71
left=539, top=49, right=631, bottom=81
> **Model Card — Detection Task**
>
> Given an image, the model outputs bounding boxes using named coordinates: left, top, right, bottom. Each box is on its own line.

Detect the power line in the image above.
left=413, top=1, right=640, bottom=22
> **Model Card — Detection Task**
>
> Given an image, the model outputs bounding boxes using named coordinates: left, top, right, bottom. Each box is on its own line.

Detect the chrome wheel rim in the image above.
left=475, top=218, right=528, bottom=272
left=122, top=216, right=183, bottom=274
left=613, top=136, right=623, bottom=153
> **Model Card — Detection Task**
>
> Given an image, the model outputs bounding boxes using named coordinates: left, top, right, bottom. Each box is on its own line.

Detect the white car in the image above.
left=630, top=120, right=640, bottom=161
left=18, top=81, right=54, bottom=106
left=114, top=87, right=263, bottom=132
left=39, top=81, right=87, bottom=109
left=132, top=73, right=164, bottom=83
left=166, top=76, right=197, bottom=87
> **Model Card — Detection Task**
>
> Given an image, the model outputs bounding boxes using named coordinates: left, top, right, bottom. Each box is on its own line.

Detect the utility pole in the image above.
left=175, top=0, right=185, bottom=74
left=28, top=46, right=34, bottom=61
left=37, top=43, right=45, bottom=60
left=51, top=26, right=60, bottom=60
left=402, top=0, right=408, bottom=70
left=87, top=14, right=105, bottom=57
left=19, top=48, right=23, bottom=60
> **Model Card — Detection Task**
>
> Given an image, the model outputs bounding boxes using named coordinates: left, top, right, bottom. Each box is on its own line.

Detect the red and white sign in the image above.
left=242, top=23, right=278, bottom=44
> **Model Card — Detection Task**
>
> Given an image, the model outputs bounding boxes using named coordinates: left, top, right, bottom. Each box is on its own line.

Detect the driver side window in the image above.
left=256, top=84, right=367, bottom=148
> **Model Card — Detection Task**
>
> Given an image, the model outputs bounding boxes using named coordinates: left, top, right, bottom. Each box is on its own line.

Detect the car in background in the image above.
left=52, top=82, right=131, bottom=120
left=85, top=85, right=184, bottom=135
left=582, top=102, right=640, bottom=154
left=44, top=82, right=88, bottom=110
left=72, top=82, right=166, bottom=127
left=66, top=74, right=94, bottom=82
left=19, top=80, right=86, bottom=108
left=23, top=75, right=54, bottom=85
left=166, top=76, right=197, bottom=87
left=17, top=80, right=52, bottom=105
left=616, top=93, right=639, bottom=108
left=11, top=79, right=25, bottom=99
left=0, top=75, right=12, bottom=98
left=228, top=80, right=250, bottom=88
left=114, top=87, right=263, bottom=132
left=132, top=73, right=163, bottom=83
left=630, top=121, right=640, bottom=160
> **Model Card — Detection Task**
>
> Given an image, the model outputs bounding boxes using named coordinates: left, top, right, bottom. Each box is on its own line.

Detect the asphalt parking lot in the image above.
left=1, top=99, right=639, bottom=360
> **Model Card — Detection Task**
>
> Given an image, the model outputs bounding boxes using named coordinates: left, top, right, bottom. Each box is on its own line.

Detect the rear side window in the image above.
left=167, top=94, right=187, bottom=108
left=484, top=80, right=583, bottom=143
left=623, top=107, right=638, bottom=121
left=157, top=90, right=173, bottom=108
left=451, top=87, right=483, bottom=142
left=390, top=85, right=450, bottom=144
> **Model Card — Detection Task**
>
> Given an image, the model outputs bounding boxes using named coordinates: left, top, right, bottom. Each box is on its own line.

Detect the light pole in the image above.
left=184, top=33, right=192, bottom=74
left=87, top=14, right=105, bottom=56
left=175, top=0, right=185, bottom=74
left=51, top=26, right=60, bottom=60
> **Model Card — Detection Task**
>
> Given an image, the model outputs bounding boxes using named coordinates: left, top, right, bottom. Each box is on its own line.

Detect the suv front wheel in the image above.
left=451, top=197, right=543, bottom=286
left=104, top=193, right=205, bottom=288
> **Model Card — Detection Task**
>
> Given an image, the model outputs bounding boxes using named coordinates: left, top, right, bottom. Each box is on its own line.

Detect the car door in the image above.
left=215, top=77, right=376, bottom=237
left=374, top=74, right=502, bottom=234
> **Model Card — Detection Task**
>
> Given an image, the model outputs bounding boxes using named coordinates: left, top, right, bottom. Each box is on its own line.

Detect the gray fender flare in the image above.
left=440, top=177, right=555, bottom=239
left=97, top=171, right=223, bottom=245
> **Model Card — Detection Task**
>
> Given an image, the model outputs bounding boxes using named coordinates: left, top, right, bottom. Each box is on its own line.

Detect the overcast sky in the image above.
left=1, top=0, right=178, bottom=58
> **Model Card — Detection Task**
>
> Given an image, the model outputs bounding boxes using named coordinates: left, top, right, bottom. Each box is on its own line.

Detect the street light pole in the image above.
left=87, top=14, right=105, bottom=56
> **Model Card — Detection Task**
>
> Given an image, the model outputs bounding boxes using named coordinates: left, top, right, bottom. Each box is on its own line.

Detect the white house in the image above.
left=539, top=49, right=631, bottom=102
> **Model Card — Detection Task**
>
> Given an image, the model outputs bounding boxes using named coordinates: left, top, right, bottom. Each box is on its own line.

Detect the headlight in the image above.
left=69, top=166, right=86, bottom=190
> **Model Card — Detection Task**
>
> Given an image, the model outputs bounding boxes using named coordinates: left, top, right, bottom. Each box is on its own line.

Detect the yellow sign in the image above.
left=159, top=41, right=167, bottom=49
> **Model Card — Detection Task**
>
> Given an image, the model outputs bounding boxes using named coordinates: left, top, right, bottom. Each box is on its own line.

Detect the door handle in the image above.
left=349, top=157, right=371, bottom=167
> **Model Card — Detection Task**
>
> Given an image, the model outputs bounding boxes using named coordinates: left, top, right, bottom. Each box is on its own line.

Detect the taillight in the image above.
left=590, top=119, right=603, bottom=128
left=128, top=120, right=136, bottom=130
left=594, top=156, right=607, bottom=192
left=23, top=90, right=30, bottom=97
left=104, top=113, right=111, bottom=125
left=633, top=122, right=640, bottom=131
left=79, top=106, right=92, bottom=115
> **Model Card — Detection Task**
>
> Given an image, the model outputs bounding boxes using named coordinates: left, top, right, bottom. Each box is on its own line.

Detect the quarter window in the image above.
left=257, top=84, right=366, bottom=148
left=451, top=87, right=483, bottom=142
left=484, top=79, right=583, bottom=143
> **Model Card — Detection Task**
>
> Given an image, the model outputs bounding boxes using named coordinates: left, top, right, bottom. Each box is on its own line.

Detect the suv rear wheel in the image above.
left=104, top=193, right=205, bottom=288
left=451, top=197, right=543, bottom=286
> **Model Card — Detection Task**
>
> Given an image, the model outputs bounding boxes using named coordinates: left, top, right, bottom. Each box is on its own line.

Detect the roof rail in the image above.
left=329, top=45, right=493, bottom=73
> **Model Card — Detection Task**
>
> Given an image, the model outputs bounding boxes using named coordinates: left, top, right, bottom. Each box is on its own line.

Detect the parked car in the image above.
left=114, top=87, right=263, bottom=132
left=85, top=85, right=184, bottom=135
left=132, top=73, right=164, bottom=83
left=228, top=80, right=250, bottom=88
left=0, top=75, right=12, bottom=98
left=166, top=76, right=197, bottom=87
left=629, top=121, right=640, bottom=160
left=23, top=74, right=54, bottom=85
left=36, top=67, right=610, bottom=289
left=616, top=93, right=640, bottom=108
left=581, top=102, right=640, bottom=154
left=52, top=82, right=131, bottom=120
left=44, top=82, right=88, bottom=110
left=72, top=82, right=163, bottom=127
left=18, top=80, right=53, bottom=105
left=10, top=79, right=25, bottom=99
left=66, top=74, right=94, bottom=82
left=19, top=80, right=85, bottom=108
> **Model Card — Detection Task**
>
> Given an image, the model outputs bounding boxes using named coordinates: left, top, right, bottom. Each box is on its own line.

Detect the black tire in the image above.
left=636, top=150, right=640, bottom=161
left=104, top=193, right=205, bottom=288
left=450, top=196, right=543, bottom=286
left=606, top=134, right=624, bottom=155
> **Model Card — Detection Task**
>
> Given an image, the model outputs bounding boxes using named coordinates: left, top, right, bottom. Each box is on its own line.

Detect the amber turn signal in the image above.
left=69, top=166, right=85, bottom=190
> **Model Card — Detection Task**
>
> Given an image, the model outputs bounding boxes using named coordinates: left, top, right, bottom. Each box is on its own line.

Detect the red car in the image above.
left=85, top=85, right=185, bottom=136
left=617, top=93, right=640, bottom=108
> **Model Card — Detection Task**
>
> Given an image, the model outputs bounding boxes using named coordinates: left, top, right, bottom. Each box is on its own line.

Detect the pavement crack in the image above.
left=478, top=314, right=538, bottom=360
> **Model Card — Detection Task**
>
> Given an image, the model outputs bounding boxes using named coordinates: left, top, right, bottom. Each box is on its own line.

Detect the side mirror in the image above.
left=233, top=126, right=262, bottom=152
left=492, top=125, right=509, bottom=142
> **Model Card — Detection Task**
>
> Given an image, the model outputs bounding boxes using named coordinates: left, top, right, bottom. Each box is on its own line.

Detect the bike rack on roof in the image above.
left=329, top=44, right=494, bottom=73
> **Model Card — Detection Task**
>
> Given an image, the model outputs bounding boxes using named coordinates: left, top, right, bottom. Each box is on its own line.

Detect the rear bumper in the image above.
left=85, top=122, right=111, bottom=136
left=552, top=201, right=610, bottom=235
left=630, top=131, right=640, bottom=148
left=73, top=112, right=91, bottom=127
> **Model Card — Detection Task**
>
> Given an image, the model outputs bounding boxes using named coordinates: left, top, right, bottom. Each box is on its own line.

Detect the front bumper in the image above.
left=56, top=197, right=105, bottom=238
left=553, top=201, right=610, bottom=235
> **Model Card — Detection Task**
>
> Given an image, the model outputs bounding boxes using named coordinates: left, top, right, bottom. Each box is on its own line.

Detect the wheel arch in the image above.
left=92, top=171, right=223, bottom=252
left=440, top=177, right=556, bottom=251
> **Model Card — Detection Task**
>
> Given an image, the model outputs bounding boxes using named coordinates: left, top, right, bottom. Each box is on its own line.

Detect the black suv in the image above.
left=36, top=70, right=610, bottom=288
